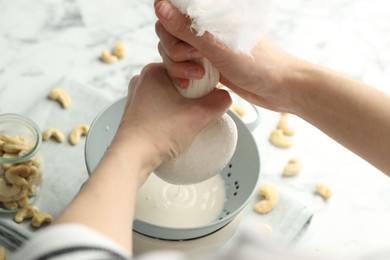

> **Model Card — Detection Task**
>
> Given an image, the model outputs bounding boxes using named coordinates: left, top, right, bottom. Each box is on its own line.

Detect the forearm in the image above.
left=288, top=60, right=390, bottom=174
left=55, top=133, right=156, bottom=253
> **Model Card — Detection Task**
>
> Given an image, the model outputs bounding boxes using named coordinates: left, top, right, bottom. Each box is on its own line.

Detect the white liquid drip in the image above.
left=135, top=173, right=226, bottom=228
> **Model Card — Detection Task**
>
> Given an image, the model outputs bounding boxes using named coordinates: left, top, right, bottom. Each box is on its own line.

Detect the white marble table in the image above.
left=1, top=0, right=390, bottom=258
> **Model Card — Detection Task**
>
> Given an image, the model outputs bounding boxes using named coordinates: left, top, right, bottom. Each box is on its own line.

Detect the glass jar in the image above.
left=0, top=114, right=42, bottom=212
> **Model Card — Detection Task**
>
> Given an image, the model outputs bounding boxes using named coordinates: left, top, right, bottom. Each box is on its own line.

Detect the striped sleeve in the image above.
left=8, top=224, right=131, bottom=260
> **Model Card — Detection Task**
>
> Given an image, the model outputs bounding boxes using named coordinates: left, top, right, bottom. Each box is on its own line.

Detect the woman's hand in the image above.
left=113, top=63, right=232, bottom=181
left=154, top=0, right=301, bottom=113
left=154, top=1, right=390, bottom=175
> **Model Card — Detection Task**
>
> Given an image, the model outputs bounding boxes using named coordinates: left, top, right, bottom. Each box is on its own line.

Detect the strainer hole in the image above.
left=229, top=164, right=233, bottom=168
left=227, top=173, right=231, bottom=177
left=234, top=181, right=238, bottom=185
left=235, top=186, right=239, bottom=190
left=234, top=192, right=237, bottom=196
left=226, top=212, right=230, bottom=215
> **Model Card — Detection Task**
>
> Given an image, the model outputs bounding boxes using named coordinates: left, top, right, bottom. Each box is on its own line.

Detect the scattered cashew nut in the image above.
left=315, top=183, right=332, bottom=200
left=49, top=87, right=72, bottom=108
left=100, top=49, right=118, bottom=64
left=254, top=184, right=279, bottom=214
left=269, top=129, right=293, bottom=148
left=31, top=212, right=53, bottom=228
left=69, top=124, right=90, bottom=145
left=112, top=41, right=127, bottom=59
left=230, top=104, right=246, bottom=117
left=43, top=128, right=65, bottom=143
left=14, top=205, right=39, bottom=223
left=283, top=158, right=302, bottom=177
left=277, top=113, right=295, bottom=136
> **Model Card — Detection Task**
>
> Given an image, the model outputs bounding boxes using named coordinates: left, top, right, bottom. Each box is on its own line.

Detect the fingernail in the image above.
left=173, top=78, right=189, bottom=89
left=187, top=48, right=203, bottom=59
left=158, top=2, right=174, bottom=21
left=185, top=68, right=203, bottom=79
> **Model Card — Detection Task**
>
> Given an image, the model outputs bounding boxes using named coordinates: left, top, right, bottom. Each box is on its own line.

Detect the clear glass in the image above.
left=0, top=114, right=42, bottom=212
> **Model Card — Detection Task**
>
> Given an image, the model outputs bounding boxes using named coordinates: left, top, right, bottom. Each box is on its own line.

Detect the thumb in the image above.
left=195, top=89, right=232, bottom=124
left=154, top=0, right=232, bottom=63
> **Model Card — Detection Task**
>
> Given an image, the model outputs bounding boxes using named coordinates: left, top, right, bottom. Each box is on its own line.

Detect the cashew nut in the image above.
left=17, top=196, right=30, bottom=208
left=0, top=247, right=6, bottom=260
left=27, top=186, right=38, bottom=197
left=48, top=87, right=72, bottom=108
left=0, top=178, right=21, bottom=200
left=5, top=165, right=30, bottom=186
left=1, top=135, right=29, bottom=154
left=2, top=201, right=18, bottom=210
left=69, top=124, right=90, bottom=145
left=0, top=188, right=28, bottom=204
left=1, top=135, right=24, bottom=145
left=230, top=104, right=246, bottom=117
left=283, top=158, right=302, bottom=177
left=14, top=205, right=38, bottom=223
left=254, top=184, right=279, bottom=214
left=0, top=135, right=42, bottom=211
left=5, top=164, right=39, bottom=187
left=315, top=183, right=332, bottom=200
left=112, top=41, right=127, bottom=59
left=42, top=128, right=65, bottom=143
left=269, top=129, right=293, bottom=148
left=277, top=113, right=295, bottom=136
left=31, top=212, right=53, bottom=228
left=100, top=49, right=118, bottom=64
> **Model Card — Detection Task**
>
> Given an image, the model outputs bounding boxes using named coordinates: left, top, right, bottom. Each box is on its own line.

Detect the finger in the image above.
left=128, top=75, right=140, bottom=94
left=154, top=0, right=163, bottom=8
left=155, top=21, right=203, bottom=62
left=171, top=77, right=190, bottom=89
left=154, top=1, right=234, bottom=63
left=126, top=75, right=140, bottom=104
left=158, top=42, right=205, bottom=80
left=195, top=89, right=232, bottom=124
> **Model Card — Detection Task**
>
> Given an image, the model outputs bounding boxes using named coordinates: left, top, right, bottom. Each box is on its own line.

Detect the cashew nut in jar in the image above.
left=0, top=114, right=43, bottom=211
left=5, top=164, right=40, bottom=187
left=0, top=177, right=21, bottom=202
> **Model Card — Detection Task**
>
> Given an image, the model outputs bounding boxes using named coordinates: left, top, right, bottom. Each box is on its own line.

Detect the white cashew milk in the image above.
left=135, top=173, right=226, bottom=228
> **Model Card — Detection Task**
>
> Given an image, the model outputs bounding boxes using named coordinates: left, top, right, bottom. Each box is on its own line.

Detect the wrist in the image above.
left=276, top=58, right=322, bottom=116
left=108, top=127, right=162, bottom=186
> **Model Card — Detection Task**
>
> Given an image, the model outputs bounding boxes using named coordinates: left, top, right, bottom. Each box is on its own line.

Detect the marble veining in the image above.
left=1, top=0, right=390, bottom=258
